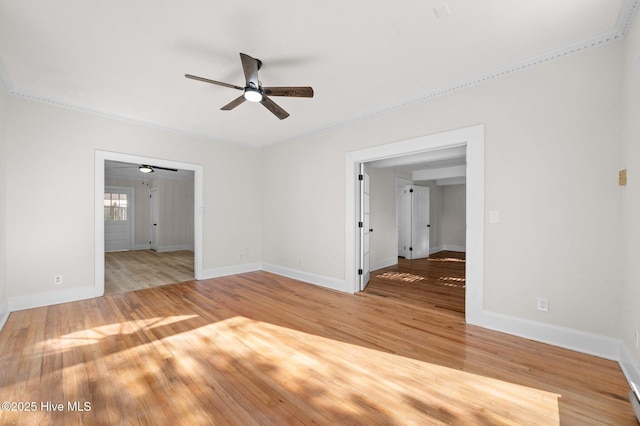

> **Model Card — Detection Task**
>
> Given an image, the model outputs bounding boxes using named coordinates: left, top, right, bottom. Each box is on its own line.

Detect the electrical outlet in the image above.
left=54, top=275, right=63, bottom=285
left=537, top=297, right=549, bottom=312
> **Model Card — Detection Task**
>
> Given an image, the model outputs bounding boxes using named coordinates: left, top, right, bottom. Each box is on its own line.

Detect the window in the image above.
left=104, top=192, right=128, bottom=221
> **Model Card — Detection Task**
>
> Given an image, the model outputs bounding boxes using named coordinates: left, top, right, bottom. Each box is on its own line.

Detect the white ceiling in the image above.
left=0, top=1, right=635, bottom=147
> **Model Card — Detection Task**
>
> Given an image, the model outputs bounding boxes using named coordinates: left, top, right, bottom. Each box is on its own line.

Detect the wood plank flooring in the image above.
left=366, top=251, right=466, bottom=316
left=0, top=254, right=636, bottom=424
left=105, top=250, right=194, bottom=295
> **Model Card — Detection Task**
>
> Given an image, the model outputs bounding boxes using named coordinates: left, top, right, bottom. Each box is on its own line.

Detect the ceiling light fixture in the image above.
left=243, top=87, right=263, bottom=103
left=139, top=165, right=154, bottom=173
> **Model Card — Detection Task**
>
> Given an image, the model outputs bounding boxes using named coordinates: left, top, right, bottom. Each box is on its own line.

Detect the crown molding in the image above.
left=0, top=0, right=638, bottom=147
left=617, top=0, right=640, bottom=35
left=272, top=0, right=640, bottom=146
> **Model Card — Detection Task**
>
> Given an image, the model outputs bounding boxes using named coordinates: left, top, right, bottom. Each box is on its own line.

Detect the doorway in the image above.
left=345, top=124, right=484, bottom=325
left=95, top=151, right=204, bottom=296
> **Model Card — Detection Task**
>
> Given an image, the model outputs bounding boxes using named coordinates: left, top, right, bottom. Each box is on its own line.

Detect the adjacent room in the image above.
left=1, top=1, right=639, bottom=424
left=104, top=160, right=195, bottom=294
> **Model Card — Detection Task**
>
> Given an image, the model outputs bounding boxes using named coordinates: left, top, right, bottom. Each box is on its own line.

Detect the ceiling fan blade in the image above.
left=260, top=96, right=289, bottom=120
left=240, top=53, right=260, bottom=88
left=185, top=74, right=243, bottom=91
left=221, top=95, right=246, bottom=111
left=151, top=165, right=178, bottom=172
left=263, top=86, right=314, bottom=98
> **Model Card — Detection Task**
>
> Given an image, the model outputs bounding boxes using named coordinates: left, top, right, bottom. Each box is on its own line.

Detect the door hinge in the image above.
left=358, top=174, right=364, bottom=181
left=358, top=221, right=363, bottom=228
left=358, top=269, right=363, bottom=275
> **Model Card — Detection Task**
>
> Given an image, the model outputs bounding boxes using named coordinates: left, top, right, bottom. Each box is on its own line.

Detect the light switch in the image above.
left=489, top=210, right=499, bottom=224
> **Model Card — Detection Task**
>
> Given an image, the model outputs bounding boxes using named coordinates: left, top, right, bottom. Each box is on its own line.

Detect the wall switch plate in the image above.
left=537, top=297, right=549, bottom=312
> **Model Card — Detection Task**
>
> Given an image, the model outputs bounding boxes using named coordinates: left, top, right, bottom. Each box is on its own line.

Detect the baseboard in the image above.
left=620, top=342, right=640, bottom=394
left=261, top=263, right=347, bottom=293
left=371, top=257, right=398, bottom=271
left=155, top=244, right=193, bottom=253
left=132, top=244, right=151, bottom=250
left=476, top=310, right=621, bottom=361
left=430, top=245, right=466, bottom=254
left=0, top=298, right=9, bottom=331
left=199, top=262, right=262, bottom=280
left=9, top=285, right=102, bottom=312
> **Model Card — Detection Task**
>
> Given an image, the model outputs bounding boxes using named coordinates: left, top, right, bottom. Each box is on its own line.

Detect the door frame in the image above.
left=95, top=150, right=204, bottom=296
left=344, top=124, right=484, bottom=325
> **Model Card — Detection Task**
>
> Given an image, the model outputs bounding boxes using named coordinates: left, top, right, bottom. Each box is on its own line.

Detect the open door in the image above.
left=104, top=186, right=133, bottom=252
left=359, top=163, right=371, bottom=291
left=411, top=186, right=430, bottom=259
left=150, top=188, right=159, bottom=251
left=397, top=185, right=430, bottom=259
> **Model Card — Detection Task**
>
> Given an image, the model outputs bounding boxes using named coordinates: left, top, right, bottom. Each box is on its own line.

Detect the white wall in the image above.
left=440, top=184, right=466, bottom=250
left=154, top=176, right=194, bottom=251
left=0, top=86, right=8, bottom=323
left=105, top=174, right=195, bottom=251
left=261, top=41, right=623, bottom=339
left=621, top=12, right=640, bottom=372
left=4, top=94, right=262, bottom=302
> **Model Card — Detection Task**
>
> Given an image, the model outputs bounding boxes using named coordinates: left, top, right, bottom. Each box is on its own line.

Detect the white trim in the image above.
left=262, top=263, right=346, bottom=293
left=0, top=299, right=9, bottom=330
left=155, top=244, right=194, bottom=253
left=96, top=150, right=204, bottom=298
left=9, top=285, right=101, bottom=312
left=200, top=263, right=262, bottom=280
left=345, top=124, right=485, bottom=326
left=132, top=243, right=152, bottom=251
left=620, top=343, right=640, bottom=397
left=429, top=245, right=466, bottom=254
left=479, top=310, right=622, bottom=361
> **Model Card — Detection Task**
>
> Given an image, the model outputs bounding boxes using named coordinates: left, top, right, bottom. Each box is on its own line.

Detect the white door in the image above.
left=359, top=164, right=371, bottom=291
left=104, top=187, right=132, bottom=252
left=411, top=186, right=430, bottom=259
left=397, top=185, right=412, bottom=258
left=150, top=188, right=159, bottom=251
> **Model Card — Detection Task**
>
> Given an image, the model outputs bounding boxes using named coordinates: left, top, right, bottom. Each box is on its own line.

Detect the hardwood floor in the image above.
left=105, top=250, right=194, bottom=295
left=0, top=256, right=635, bottom=424
left=366, top=251, right=466, bottom=316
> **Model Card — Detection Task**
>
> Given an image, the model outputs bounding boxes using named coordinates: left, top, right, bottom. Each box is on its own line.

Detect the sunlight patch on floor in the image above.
left=37, top=315, right=198, bottom=352
left=438, top=276, right=466, bottom=288
left=162, top=316, right=561, bottom=424
left=377, top=271, right=425, bottom=282
left=428, top=257, right=466, bottom=263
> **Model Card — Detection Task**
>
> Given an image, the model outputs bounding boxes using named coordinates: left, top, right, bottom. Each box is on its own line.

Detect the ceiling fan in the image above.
left=185, top=52, right=314, bottom=120
left=112, top=163, right=178, bottom=174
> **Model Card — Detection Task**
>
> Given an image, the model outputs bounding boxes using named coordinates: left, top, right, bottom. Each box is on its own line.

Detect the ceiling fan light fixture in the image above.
left=139, top=165, right=154, bottom=173
left=243, top=88, right=263, bottom=103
